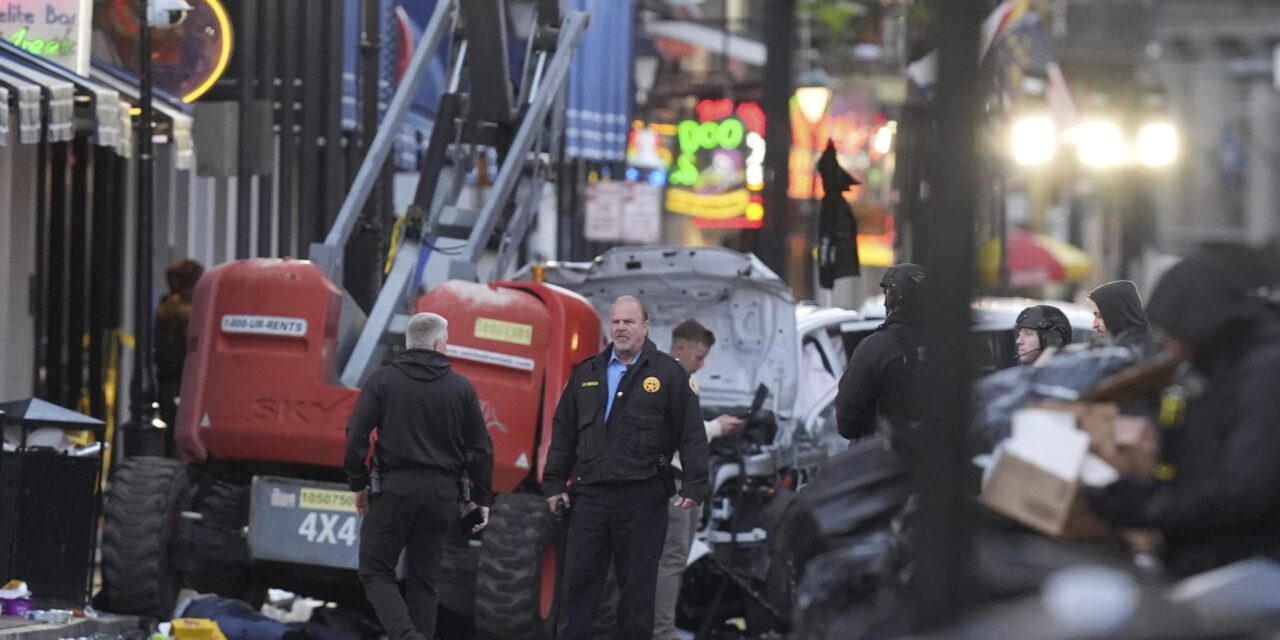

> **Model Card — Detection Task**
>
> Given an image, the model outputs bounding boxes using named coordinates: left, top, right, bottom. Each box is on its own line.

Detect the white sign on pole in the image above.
left=622, top=183, right=663, bottom=244
left=585, top=180, right=625, bottom=242
left=0, top=0, right=94, bottom=75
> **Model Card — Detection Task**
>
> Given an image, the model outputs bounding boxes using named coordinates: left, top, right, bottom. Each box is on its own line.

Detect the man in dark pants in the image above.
left=544, top=296, right=711, bottom=640
left=344, top=312, right=494, bottom=640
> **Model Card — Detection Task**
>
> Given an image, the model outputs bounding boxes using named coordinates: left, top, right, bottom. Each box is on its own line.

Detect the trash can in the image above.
left=0, top=398, right=106, bottom=607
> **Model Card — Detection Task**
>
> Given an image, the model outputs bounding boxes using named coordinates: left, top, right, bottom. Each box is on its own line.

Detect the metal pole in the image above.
left=757, top=0, right=794, bottom=276
left=235, top=0, right=255, bottom=258
left=344, top=0, right=387, bottom=312
left=911, top=0, right=981, bottom=632
left=127, top=0, right=163, bottom=456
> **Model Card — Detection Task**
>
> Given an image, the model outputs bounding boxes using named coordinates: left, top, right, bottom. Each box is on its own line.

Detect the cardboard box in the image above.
left=1027, top=401, right=1157, bottom=477
left=980, top=408, right=1113, bottom=540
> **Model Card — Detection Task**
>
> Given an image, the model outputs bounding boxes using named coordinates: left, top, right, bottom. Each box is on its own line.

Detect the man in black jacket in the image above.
left=837, top=263, right=927, bottom=443
left=344, top=312, right=494, bottom=640
left=1088, top=280, right=1151, bottom=347
left=1087, top=249, right=1280, bottom=577
left=544, top=296, right=710, bottom=640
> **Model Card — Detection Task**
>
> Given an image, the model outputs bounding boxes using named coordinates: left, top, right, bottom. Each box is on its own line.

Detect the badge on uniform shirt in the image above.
left=689, top=378, right=700, bottom=395
left=581, top=380, right=599, bottom=387
left=643, top=376, right=661, bottom=393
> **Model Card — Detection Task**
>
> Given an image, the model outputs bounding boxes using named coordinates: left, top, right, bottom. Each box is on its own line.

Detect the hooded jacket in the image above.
left=343, top=349, right=494, bottom=506
left=1089, top=281, right=1150, bottom=343
left=1089, top=252, right=1280, bottom=576
left=543, top=338, right=710, bottom=504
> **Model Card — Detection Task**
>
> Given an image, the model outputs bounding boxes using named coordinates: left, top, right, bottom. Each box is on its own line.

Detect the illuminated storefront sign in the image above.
left=1, top=0, right=93, bottom=74
left=663, top=98, right=766, bottom=229
left=627, top=122, right=675, bottom=171
left=92, top=0, right=233, bottom=102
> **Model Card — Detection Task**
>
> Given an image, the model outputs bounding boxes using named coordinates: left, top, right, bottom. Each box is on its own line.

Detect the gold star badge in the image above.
left=643, top=376, right=661, bottom=393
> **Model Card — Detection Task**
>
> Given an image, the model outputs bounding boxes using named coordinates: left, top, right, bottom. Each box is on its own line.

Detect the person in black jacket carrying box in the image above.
left=344, top=312, right=494, bottom=640
left=544, top=295, right=711, bottom=640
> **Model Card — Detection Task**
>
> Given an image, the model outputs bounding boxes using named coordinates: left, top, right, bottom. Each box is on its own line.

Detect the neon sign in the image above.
left=1, top=1, right=92, bottom=73
left=93, top=0, right=233, bottom=103
left=663, top=99, right=766, bottom=229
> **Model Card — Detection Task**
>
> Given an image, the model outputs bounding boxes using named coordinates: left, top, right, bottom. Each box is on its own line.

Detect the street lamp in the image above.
left=1010, top=115, right=1057, bottom=167
left=1072, top=119, right=1127, bottom=169
left=795, top=67, right=833, bottom=126
left=873, top=120, right=897, bottom=156
left=796, top=65, right=833, bottom=302
left=1137, top=121, right=1179, bottom=168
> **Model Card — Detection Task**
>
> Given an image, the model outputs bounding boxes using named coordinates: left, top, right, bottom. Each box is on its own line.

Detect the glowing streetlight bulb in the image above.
left=1011, top=115, right=1057, bottom=167
left=1137, top=122, right=1179, bottom=168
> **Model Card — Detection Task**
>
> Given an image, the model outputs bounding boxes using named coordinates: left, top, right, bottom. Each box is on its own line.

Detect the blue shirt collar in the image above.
left=609, top=348, right=637, bottom=367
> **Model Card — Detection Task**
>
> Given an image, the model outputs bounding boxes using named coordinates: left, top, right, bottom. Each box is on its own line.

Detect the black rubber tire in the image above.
left=475, top=493, right=560, bottom=640
left=183, top=482, right=257, bottom=601
left=100, top=457, right=189, bottom=619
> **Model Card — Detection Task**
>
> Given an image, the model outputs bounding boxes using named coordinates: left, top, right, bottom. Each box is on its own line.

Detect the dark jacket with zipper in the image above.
left=343, top=349, right=494, bottom=506
left=543, top=338, right=710, bottom=505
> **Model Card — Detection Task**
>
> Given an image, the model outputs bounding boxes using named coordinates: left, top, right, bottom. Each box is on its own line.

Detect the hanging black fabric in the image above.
left=816, top=139, right=862, bottom=288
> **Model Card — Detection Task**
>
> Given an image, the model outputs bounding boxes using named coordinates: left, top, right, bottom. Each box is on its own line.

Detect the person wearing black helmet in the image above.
left=1014, top=305, right=1073, bottom=365
left=836, top=263, right=928, bottom=443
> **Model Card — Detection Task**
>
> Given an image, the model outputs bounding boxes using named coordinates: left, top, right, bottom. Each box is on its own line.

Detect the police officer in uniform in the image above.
left=836, top=263, right=928, bottom=444
left=544, top=296, right=711, bottom=640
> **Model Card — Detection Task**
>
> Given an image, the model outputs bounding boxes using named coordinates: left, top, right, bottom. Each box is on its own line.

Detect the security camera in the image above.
left=146, top=0, right=193, bottom=28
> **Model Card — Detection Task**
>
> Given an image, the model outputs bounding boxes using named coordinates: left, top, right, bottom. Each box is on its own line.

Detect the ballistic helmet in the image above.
left=1015, top=305, right=1073, bottom=349
left=880, top=263, right=928, bottom=313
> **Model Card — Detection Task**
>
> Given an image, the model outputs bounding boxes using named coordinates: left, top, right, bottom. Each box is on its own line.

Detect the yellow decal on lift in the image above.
left=474, top=318, right=533, bottom=346
left=300, top=488, right=356, bottom=513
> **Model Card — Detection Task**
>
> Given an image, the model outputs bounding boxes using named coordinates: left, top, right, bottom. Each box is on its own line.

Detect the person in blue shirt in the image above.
left=543, top=296, right=711, bottom=640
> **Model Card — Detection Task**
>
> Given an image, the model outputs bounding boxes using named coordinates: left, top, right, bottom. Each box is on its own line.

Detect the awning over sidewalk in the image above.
left=566, top=0, right=634, bottom=161
left=0, top=41, right=192, bottom=165
left=0, top=69, right=40, bottom=144
left=0, top=41, right=123, bottom=149
left=0, top=51, right=74, bottom=144
left=90, top=63, right=195, bottom=169
left=644, top=20, right=767, bottom=67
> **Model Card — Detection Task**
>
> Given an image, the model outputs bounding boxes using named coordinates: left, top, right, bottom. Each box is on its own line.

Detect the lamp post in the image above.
left=125, top=0, right=164, bottom=457
left=796, top=67, right=833, bottom=144
left=796, top=66, right=832, bottom=301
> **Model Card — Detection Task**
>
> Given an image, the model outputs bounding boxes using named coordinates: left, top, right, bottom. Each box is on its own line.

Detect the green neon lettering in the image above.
left=672, top=154, right=699, bottom=186
left=718, top=119, right=744, bottom=149
left=697, top=121, right=718, bottom=150
left=678, top=120, right=700, bottom=153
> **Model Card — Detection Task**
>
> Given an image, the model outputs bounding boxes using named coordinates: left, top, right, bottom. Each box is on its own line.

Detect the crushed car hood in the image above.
left=525, top=247, right=799, bottom=418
